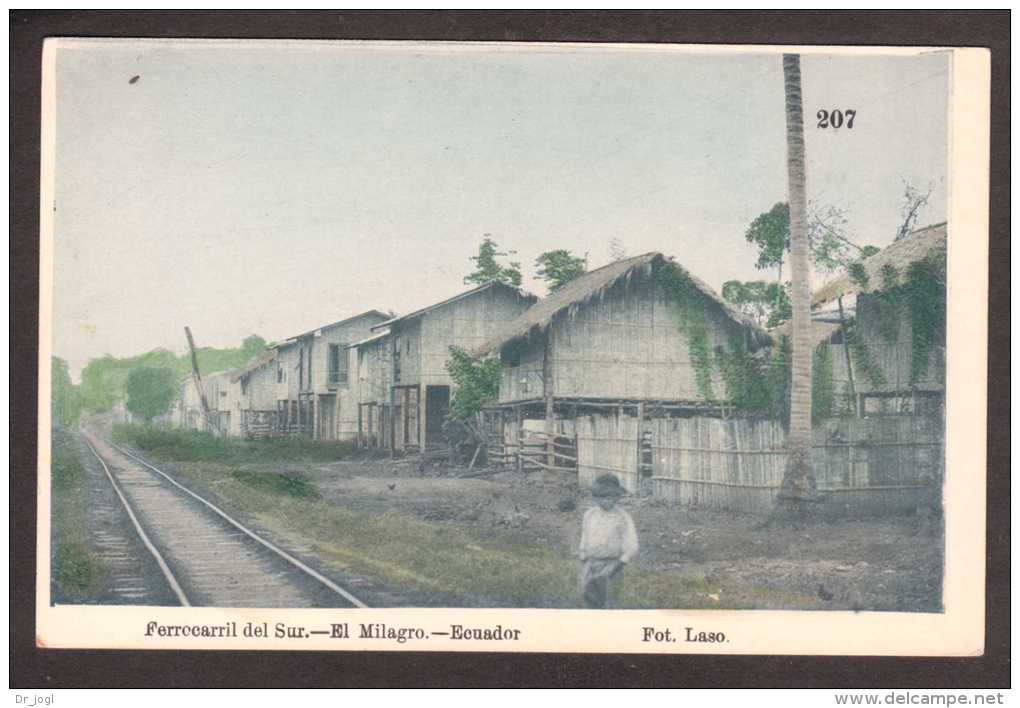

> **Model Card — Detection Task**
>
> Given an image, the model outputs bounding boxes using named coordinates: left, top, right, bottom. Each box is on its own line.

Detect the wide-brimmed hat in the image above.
left=592, top=473, right=626, bottom=498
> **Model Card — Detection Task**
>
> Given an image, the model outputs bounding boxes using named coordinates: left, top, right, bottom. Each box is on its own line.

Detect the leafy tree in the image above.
left=721, top=280, right=792, bottom=328
left=240, top=335, right=268, bottom=359
left=444, top=346, right=503, bottom=461
left=746, top=201, right=875, bottom=277
left=51, top=357, right=81, bottom=426
left=535, top=249, right=586, bottom=292
left=464, top=235, right=522, bottom=288
left=445, top=346, right=502, bottom=423
left=76, top=337, right=268, bottom=413
left=124, top=367, right=178, bottom=424
left=746, top=202, right=791, bottom=274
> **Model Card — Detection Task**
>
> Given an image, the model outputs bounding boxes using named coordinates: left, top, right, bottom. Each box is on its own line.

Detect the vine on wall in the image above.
left=812, top=343, right=835, bottom=421
left=659, top=264, right=787, bottom=416
left=654, top=253, right=948, bottom=421
left=656, top=264, right=716, bottom=400
left=850, top=252, right=946, bottom=385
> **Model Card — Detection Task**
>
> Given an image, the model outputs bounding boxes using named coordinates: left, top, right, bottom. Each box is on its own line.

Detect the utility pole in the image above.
left=184, top=326, right=220, bottom=436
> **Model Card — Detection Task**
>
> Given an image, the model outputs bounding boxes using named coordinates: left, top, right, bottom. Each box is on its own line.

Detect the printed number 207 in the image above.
left=817, top=109, right=856, bottom=129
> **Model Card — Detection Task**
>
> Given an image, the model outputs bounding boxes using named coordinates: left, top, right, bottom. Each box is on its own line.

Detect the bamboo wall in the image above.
left=306, top=314, right=387, bottom=395
left=412, top=285, right=534, bottom=388
left=499, top=334, right=546, bottom=403
left=497, top=279, right=745, bottom=404
left=576, top=414, right=642, bottom=493
left=275, top=343, right=300, bottom=401
left=575, top=413, right=942, bottom=515
left=242, top=360, right=278, bottom=410
left=826, top=295, right=945, bottom=398
left=336, top=337, right=392, bottom=442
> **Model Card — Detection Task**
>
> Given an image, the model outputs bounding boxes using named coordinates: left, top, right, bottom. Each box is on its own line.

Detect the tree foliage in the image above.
left=721, top=280, right=792, bottom=328
left=445, top=346, right=502, bottom=423
left=240, top=335, right=268, bottom=359
left=74, top=335, right=268, bottom=415
left=746, top=202, right=791, bottom=272
left=464, top=235, right=522, bottom=288
left=125, top=367, right=178, bottom=424
left=535, top=249, right=586, bottom=292
left=51, top=357, right=82, bottom=426
left=746, top=200, right=881, bottom=277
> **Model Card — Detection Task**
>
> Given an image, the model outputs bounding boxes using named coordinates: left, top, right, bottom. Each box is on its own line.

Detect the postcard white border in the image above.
left=35, top=41, right=989, bottom=656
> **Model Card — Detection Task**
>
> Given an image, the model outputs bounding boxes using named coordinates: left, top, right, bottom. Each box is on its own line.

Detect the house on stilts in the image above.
left=335, top=328, right=393, bottom=447
left=269, top=310, right=390, bottom=439
left=228, top=348, right=280, bottom=439
left=370, top=281, right=537, bottom=452
left=476, top=252, right=773, bottom=492
left=793, top=221, right=947, bottom=419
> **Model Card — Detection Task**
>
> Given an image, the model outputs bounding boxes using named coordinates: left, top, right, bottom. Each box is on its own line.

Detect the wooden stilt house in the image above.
left=373, top=281, right=537, bottom=452
left=477, top=252, right=772, bottom=488
left=261, top=310, right=390, bottom=439
left=778, top=222, right=947, bottom=418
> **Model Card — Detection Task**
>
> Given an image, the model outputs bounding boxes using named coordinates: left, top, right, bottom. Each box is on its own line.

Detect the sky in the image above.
left=49, top=40, right=949, bottom=380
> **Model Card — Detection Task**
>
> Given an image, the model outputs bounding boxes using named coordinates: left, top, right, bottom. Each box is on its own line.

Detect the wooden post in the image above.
left=419, top=384, right=428, bottom=452
left=837, top=296, right=858, bottom=415
left=543, top=337, right=555, bottom=467
left=389, top=387, right=397, bottom=457
left=357, top=403, right=363, bottom=448
left=184, top=326, right=219, bottom=436
left=515, top=405, right=524, bottom=473
left=636, top=400, right=645, bottom=475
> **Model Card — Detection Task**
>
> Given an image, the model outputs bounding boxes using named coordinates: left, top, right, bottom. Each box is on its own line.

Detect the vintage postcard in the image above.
left=36, top=39, right=989, bottom=655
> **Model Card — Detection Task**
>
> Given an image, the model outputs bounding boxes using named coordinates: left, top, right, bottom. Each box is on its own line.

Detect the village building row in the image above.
left=175, top=224, right=947, bottom=515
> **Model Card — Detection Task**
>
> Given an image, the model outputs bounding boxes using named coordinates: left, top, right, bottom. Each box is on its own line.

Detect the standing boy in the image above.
left=578, top=473, right=639, bottom=609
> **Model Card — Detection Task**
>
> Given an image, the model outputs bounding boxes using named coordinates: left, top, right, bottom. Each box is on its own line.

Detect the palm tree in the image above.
left=778, top=54, right=816, bottom=511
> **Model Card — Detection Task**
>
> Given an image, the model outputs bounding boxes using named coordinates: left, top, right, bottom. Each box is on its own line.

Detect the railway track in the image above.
left=81, top=431, right=368, bottom=609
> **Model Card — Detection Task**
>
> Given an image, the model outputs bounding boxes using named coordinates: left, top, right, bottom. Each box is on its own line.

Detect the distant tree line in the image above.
left=51, top=334, right=268, bottom=427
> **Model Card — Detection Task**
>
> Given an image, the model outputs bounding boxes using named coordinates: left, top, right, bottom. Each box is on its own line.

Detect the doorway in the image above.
left=425, top=385, right=451, bottom=447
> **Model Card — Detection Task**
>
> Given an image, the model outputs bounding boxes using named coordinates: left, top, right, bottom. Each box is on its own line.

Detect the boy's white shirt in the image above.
left=578, top=505, right=639, bottom=563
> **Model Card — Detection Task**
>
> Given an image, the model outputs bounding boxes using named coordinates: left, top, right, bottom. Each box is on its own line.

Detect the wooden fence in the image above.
left=575, top=413, right=942, bottom=515
left=576, top=415, right=642, bottom=492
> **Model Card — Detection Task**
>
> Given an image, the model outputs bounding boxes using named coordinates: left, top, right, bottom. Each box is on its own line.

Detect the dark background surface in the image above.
left=10, top=10, right=1010, bottom=688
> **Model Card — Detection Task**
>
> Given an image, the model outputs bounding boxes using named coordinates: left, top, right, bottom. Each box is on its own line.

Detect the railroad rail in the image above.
left=81, top=431, right=368, bottom=608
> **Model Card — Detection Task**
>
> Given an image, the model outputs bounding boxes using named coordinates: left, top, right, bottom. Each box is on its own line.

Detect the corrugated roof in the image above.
left=477, top=252, right=772, bottom=356
left=812, top=222, right=947, bottom=308
left=371, top=281, right=538, bottom=331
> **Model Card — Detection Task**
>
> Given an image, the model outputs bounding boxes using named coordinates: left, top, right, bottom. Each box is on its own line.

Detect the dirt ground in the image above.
left=296, top=454, right=943, bottom=613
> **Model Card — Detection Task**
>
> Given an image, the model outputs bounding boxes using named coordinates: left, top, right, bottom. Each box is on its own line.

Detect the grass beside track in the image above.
left=112, top=424, right=356, bottom=464
left=130, top=445, right=820, bottom=609
left=50, top=427, right=105, bottom=601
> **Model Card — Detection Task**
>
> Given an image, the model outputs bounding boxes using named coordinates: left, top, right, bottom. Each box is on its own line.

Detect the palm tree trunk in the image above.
left=778, top=54, right=816, bottom=509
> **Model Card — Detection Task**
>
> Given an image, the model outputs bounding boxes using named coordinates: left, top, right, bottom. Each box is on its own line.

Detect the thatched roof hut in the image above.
left=480, top=252, right=773, bottom=409
left=812, top=222, right=947, bottom=309
left=479, top=252, right=771, bottom=356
